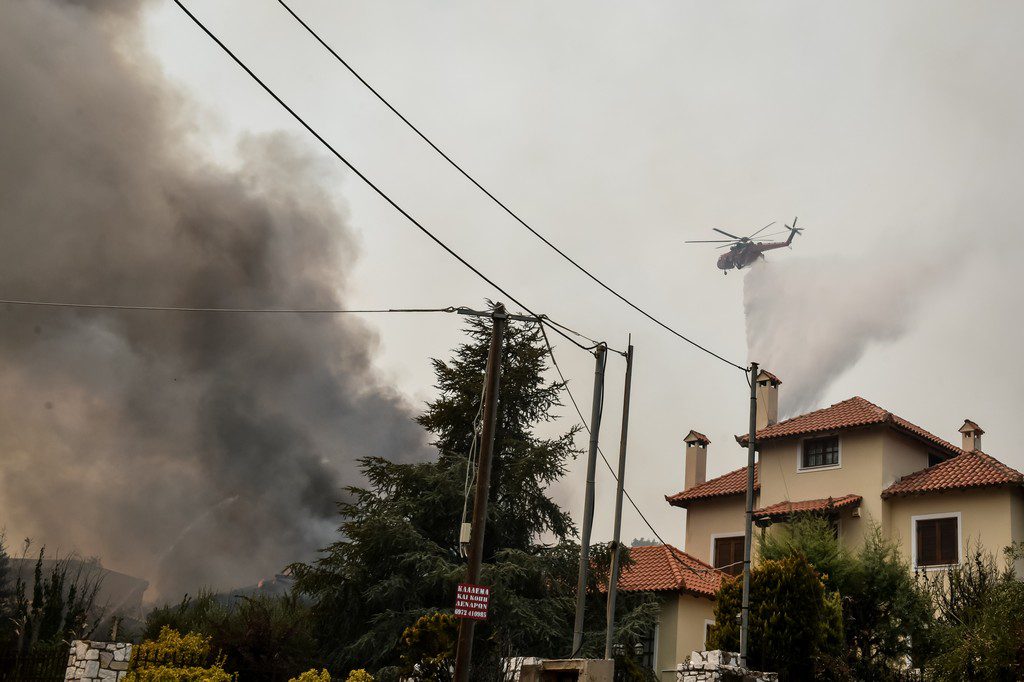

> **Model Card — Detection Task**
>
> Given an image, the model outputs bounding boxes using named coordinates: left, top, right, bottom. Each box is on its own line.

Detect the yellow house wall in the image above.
left=1012, top=493, right=1024, bottom=575
left=653, top=593, right=715, bottom=682
left=887, top=488, right=1023, bottom=570
left=654, top=595, right=678, bottom=682
left=683, top=495, right=748, bottom=565
left=757, top=429, right=884, bottom=530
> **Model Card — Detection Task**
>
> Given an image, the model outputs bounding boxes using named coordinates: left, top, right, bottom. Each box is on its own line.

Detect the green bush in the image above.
left=290, top=669, right=333, bottom=682
left=922, top=546, right=1024, bottom=681
left=708, top=555, right=842, bottom=680
left=144, top=591, right=318, bottom=679
left=127, top=626, right=234, bottom=682
left=758, top=517, right=931, bottom=680
left=398, top=612, right=456, bottom=681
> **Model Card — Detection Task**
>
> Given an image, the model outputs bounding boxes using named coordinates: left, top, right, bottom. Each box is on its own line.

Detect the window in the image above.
left=713, top=536, right=744, bottom=576
left=916, top=516, right=959, bottom=567
left=801, top=436, right=839, bottom=469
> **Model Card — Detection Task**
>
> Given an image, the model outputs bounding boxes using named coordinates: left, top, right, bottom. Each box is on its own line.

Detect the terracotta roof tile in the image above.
left=753, top=494, right=862, bottom=521
left=685, top=430, right=711, bottom=445
left=739, top=397, right=963, bottom=457
left=882, top=451, right=1024, bottom=498
left=617, top=544, right=723, bottom=597
left=666, top=464, right=758, bottom=508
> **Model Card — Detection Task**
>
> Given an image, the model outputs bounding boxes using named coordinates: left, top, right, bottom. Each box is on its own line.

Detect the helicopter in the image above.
left=686, top=218, right=802, bottom=273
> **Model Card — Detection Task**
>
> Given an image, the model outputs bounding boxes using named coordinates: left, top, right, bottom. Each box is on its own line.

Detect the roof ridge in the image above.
left=663, top=545, right=685, bottom=585
left=770, top=395, right=875, bottom=428
left=882, top=447, right=1024, bottom=498
left=666, top=544, right=720, bottom=572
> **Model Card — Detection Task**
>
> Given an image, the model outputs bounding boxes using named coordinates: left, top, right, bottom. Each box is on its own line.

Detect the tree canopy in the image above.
left=290, top=317, right=656, bottom=678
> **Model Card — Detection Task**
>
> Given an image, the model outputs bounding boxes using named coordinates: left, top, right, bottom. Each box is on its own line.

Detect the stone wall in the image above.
left=676, top=650, right=778, bottom=682
left=65, top=640, right=132, bottom=681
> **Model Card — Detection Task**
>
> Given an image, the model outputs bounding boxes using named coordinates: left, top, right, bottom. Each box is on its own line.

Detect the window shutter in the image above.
left=917, top=519, right=938, bottom=566
left=916, top=517, right=958, bottom=567
left=714, top=537, right=744, bottom=576
left=938, top=517, right=958, bottom=564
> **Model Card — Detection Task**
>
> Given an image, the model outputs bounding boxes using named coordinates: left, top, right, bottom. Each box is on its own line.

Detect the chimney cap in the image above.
left=684, top=430, right=711, bottom=446
left=756, top=370, right=782, bottom=386
left=959, top=419, right=985, bottom=435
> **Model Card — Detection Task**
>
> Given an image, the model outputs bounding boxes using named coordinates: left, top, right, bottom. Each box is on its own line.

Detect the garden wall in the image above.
left=65, top=640, right=132, bottom=681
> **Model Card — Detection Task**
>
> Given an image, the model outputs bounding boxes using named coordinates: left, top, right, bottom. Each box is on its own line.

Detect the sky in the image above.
left=3, top=0, right=1022, bottom=589
left=141, top=0, right=1024, bottom=554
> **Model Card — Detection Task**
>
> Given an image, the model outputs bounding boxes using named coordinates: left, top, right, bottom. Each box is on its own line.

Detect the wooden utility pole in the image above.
left=453, top=304, right=508, bottom=682
left=603, top=342, right=634, bottom=659
left=571, top=343, right=608, bottom=656
left=739, top=361, right=758, bottom=667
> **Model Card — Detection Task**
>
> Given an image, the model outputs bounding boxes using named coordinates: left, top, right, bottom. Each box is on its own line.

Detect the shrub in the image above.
left=345, top=670, right=374, bottom=682
left=922, top=546, right=1024, bottom=681
left=398, top=612, right=457, bottom=681
left=290, top=669, right=333, bottom=682
left=143, top=591, right=318, bottom=680
left=708, top=555, right=842, bottom=680
left=127, top=626, right=234, bottom=682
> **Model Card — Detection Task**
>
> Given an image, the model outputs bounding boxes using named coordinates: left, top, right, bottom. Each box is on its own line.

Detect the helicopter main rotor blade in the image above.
left=713, top=228, right=743, bottom=239
left=752, top=231, right=789, bottom=241
left=747, top=221, right=776, bottom=240
left=685, top=239, right=736, bottom=243
left=716, top=243, right=735, bottom=249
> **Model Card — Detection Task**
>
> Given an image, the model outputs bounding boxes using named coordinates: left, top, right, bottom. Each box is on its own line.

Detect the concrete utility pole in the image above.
left=571, top=343, right=608, bottom=656
left=739, top=361, right=758, bottom=667
left=453, top=304, right=508, bottom=682
left=603, top=342, right=634, bottom=659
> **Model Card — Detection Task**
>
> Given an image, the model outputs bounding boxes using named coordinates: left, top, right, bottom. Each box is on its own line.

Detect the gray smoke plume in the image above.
left=0, top=0, right=428, bottom=598
left=743, top=254, right=947, bottom=417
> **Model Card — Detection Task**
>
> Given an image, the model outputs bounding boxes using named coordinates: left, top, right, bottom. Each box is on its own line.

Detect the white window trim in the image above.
left=911, top=511, right=962, bottom=571
left=709, top=532, right=745, bottom=572
left=703, top=619, right=715, bottom=649
left=651, top=622, right=659, bottom=674
left=796, top=434, right=843, bottom=473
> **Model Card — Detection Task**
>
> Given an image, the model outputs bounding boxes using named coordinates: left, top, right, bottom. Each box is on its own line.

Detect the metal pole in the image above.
left=604, top=342, right=634, bottom=659
left=739, top=361, right=758, bottom=667
left=571, top=343, right=608, bottom=657
left=453, top=304, right=508, bottom=682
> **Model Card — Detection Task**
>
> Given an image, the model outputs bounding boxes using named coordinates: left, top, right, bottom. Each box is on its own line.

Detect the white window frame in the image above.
left=911, top=511, right=962, bottom=571
left=709, top=532, right=745, bottom=574
left=703, top=619, right=716, bottom=649
left=651, top=622, right=659, bottom=674
left=796, top=434, right=842, bottom=473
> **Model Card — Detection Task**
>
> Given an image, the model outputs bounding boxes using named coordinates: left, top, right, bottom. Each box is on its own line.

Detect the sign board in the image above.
left=454, top=582, right=490, bottom=621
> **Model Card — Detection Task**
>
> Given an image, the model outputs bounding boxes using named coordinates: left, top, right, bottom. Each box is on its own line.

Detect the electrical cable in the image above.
left=459, top=378, right=488, bottom=556
left=538, top=324, right=722, bottom=579
left=171, top=0, right=600, bottom=354
left=0, top=300, right=457, bottom=314
left=277, top=0, right=747, bottom=373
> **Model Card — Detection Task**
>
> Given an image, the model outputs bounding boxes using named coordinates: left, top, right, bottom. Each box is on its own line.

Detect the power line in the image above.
left=0, top=300, right=457, bottom=315
left=171, top=0, right=600, bottom=355
left=277, top=0, right=747, bottom=373
left=538, top=323, right=722, bottom=578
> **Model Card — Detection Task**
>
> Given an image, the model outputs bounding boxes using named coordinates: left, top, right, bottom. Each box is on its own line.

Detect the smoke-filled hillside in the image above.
left=0, top=1, right=429, bottom=598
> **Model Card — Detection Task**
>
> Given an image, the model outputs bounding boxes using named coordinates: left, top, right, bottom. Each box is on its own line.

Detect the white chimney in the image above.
left=684, top=430, right=709, bottom=489
left=959, top=419, right=984, bottom=452
left=755, top=370, right=782, bottom=431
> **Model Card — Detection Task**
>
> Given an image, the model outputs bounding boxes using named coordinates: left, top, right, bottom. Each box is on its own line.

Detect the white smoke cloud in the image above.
left=743, top=253, right=948, bottom=417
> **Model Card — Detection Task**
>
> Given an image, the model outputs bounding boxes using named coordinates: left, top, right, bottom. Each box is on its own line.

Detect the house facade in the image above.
left=624, top=370, right=1024, bottom=681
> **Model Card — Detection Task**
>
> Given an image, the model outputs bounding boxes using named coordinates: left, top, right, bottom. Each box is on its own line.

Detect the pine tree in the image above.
left=291, top=317, right=656, bottom=677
